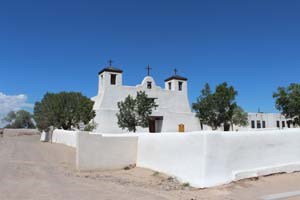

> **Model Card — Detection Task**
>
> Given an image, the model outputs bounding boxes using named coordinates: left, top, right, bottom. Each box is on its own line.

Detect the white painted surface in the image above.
left=40, top=131, right=47, bottom=142
left=137, top=129, right=300, bottom=188
left=203, top=129, right=300, bottom=187
left=76, top=132, right=138, bottom=171
left=245, top=112, right=294, bottom=130
left=137, top=133, right=206, bottom=186
left=92, top=70, right=201, bottom=133
left=49, top=128, right=300, bottom=188
left=51, top=129, right=78, bottom=148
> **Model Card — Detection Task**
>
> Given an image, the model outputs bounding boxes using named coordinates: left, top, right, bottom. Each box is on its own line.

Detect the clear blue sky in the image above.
left=1, top=0, right=300, bottom=114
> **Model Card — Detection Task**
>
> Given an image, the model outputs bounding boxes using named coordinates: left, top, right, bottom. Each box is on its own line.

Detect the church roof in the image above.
left=164, top=75, right=188, bottom=82
left=98, top=66, right=123, bottom=75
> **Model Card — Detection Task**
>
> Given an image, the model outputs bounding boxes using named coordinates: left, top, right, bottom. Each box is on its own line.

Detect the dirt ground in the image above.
left=1, top=133, right=300, bottom=200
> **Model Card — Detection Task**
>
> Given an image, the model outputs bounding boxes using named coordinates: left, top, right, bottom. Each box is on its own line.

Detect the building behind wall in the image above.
left=247, top=112, right=295, bottom=130
left=90, top=62, right=297, bottom=133
left=91, top=63, right=201, bottom=133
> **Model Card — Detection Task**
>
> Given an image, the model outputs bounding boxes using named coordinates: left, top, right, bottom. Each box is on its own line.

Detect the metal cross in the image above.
left=146, top=65, right=152, bottom=76
left=174, top=68, right=178, bottom=75
left=108, top=59, right=113, bottom=66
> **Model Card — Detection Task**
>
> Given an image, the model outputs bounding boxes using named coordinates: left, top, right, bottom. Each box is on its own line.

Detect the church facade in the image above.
left=91, top=64, right=201, bottom=133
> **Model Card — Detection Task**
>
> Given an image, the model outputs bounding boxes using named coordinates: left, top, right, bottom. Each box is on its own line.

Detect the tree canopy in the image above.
left=2, top=110, right=35, bottom=129
left=116, top=91, right=157, bottom=132
left=33, top=92, right=95, bottom=131
left=192, top=82, right=247, bottom=131
left=232, top=106, right=249, bottom=129
left=273, top=83, right=300, bottom=126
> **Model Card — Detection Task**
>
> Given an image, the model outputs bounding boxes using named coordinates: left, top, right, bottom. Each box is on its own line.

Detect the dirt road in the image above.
left=1, top=134, right=300, bottom=200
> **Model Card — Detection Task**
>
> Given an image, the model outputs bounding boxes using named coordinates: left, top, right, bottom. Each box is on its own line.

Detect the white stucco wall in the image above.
left=49, top=128, right=300, bottom=188
left=76, top=132, right=138, bottom=171
left=247, top=112, right=293, bottom=129
left=137, top=129, right=300, bottom=188
left=51, top=129, right=78, bottom=148
left=202, top=129, right=300, bottom=187
left=137, top=133, right=206, bottom=186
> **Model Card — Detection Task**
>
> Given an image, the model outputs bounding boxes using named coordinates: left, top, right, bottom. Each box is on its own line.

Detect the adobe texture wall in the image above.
left=137, top=129, right=300, bottom=188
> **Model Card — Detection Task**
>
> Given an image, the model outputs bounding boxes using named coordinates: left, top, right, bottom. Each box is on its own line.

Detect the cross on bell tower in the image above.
left=108, top=59, right=113, bottom=66
left=146, top=65, right=152, bottom=76
left=174, top=68, right=178, bottom=75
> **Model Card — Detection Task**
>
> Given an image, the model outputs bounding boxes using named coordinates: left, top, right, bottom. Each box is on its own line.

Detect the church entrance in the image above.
left=149, top=116, right=163, bottom=133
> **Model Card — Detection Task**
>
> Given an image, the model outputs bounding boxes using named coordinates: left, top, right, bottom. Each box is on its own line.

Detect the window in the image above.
left=277, top=121, right=280, bottom=128
left=147, top=81, right=152, bottom=89
left=282, top=121, right=285, bottom=128
left=168, top=82, right=172, bottom=90
left=110, top=74, right=116, bottom=85
left=257, top=120, right=261, bottom=129
left=262, top=121, right=266, bottom=128
left=287, top=120, right=291, bottom=128
left=251, top=120, right=255, bottom=128
left=178, top=81, right=183, bottom=91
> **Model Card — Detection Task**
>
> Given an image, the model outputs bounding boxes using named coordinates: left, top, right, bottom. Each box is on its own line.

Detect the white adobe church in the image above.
left=91, top=62, right=201, bottom=133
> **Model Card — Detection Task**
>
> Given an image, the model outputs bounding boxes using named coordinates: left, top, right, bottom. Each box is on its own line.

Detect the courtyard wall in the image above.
left=51, top=129, right=78, bottom=148
left=76, top=133, right=138, bottom=171
left=48, top=128, right=300, bottom=188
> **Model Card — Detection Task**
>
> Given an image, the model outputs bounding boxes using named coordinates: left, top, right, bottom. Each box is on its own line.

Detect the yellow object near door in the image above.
left=178, top=124, right=185, bottom=133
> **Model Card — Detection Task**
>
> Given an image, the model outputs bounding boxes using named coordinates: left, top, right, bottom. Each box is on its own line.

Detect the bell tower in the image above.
left=164, top=68, right=188, bottom=93
left=98, top=60, right=123, bottom=94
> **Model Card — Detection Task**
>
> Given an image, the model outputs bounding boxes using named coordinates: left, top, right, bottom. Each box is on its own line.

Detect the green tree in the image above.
left=231, top=106, right=249, bottom=130
left=33, top=92, right=95, bottom=131
left=214, top=82, right=238, bottom=131
left=2, top=110, right=35, bottom=129
left=116, top=91, right=157, bottom=132
left=273, top=83, right=300, bottom=126
left=2, top=111, right=16, bottom=125
left=83, top=120, right=97, bottom=132
left=193, top=82, right=242, bottom=131
left=192, top=83, right=218, bottom=130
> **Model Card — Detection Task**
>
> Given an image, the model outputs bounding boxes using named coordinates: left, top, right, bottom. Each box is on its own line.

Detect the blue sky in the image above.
left=1, top=0, right=300, bottom=119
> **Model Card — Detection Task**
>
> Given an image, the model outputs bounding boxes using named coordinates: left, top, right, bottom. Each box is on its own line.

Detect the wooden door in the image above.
left=149, top=119, right=155, bottom=133
left=178, top=124, right=185, bottom=132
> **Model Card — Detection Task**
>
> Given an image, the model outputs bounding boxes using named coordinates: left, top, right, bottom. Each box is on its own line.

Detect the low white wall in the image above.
left=203, top=129, right=300, bottom=187
left=51, top=128, right=300, bottom=188
left=51, top=129, right=78, bottom=148
left=137, top=133, right=206, bottom=186
left=137, top=129, right=300, bottom=188
left=76, top=132, right=138, bottom=171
